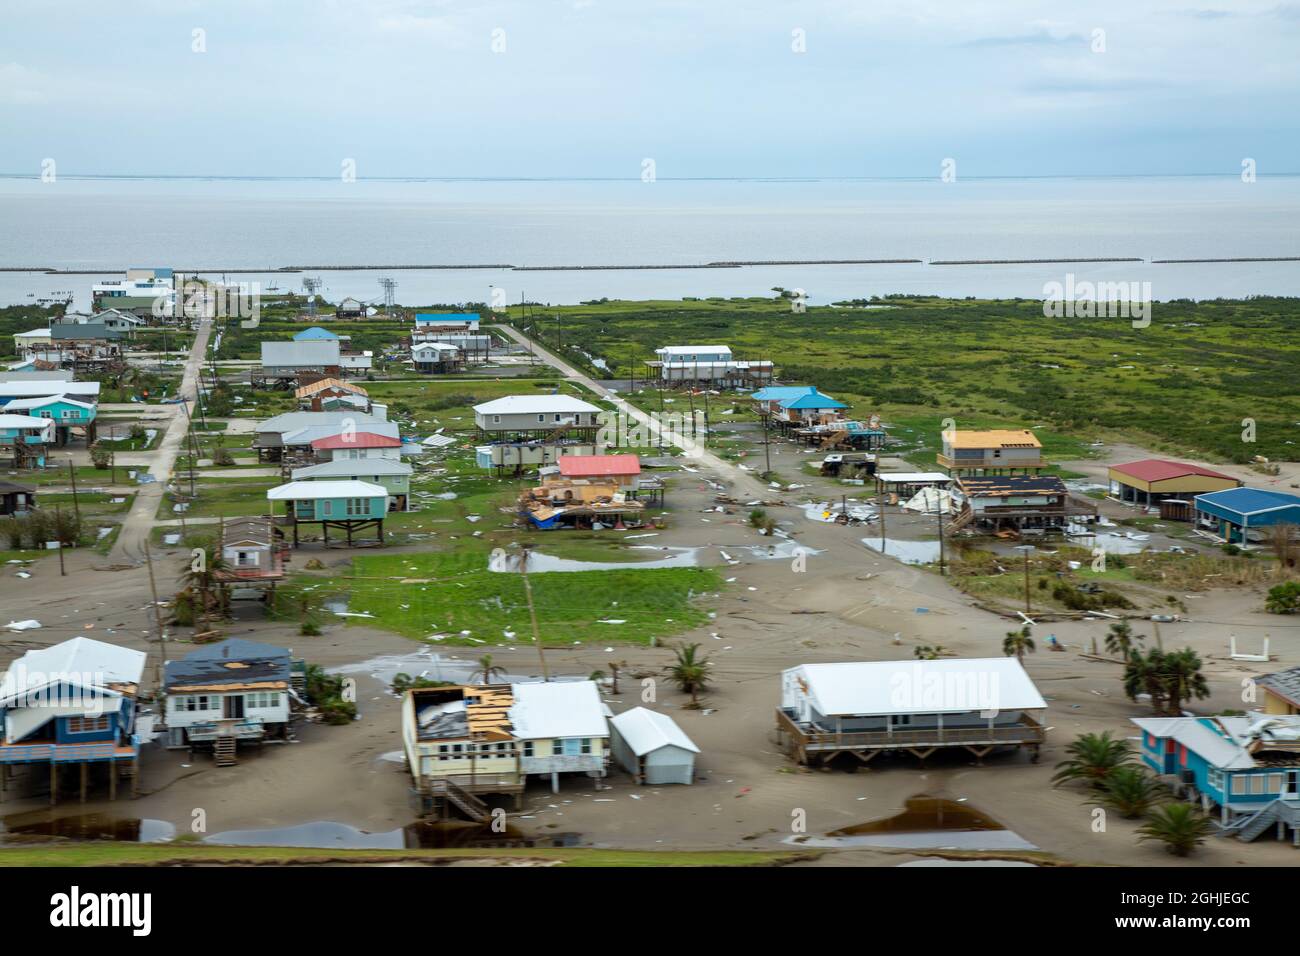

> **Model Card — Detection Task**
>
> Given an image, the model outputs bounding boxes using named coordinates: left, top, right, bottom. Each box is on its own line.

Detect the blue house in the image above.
left=1134, top=715, right=1300, bottom=842
left=293, top=326, right=340, bottom=342
left=0, top=412, right=54, bottom=468
left=266, top=479, right=389, bottom=548
left=0, top=637, right=146, bottom=803
left=1193, top=487, right=1300, bottom=544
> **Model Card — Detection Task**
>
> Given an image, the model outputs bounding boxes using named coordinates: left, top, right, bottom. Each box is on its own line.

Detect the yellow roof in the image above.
left=942, top=429, right=1041, bottom=449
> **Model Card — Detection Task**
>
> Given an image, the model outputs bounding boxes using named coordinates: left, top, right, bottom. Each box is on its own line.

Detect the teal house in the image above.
left=266, top=479, right=389, bottom=547
left=0, top=413, right=54, bottom=467
left=1134, top=715, right=1300, bottom=843
left=4, top=395, right=98, bottom=446
left=291, top=459, right=412, bottom=511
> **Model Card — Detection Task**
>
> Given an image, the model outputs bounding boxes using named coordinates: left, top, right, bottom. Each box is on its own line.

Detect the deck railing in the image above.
left=776, top=708, right=1045, bottom=750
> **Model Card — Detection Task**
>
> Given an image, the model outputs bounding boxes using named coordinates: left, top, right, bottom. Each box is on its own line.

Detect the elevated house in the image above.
left=252, top=411, right=388, bottom=462
left=557, top=453, right=641, bottom=488
left=292, top=457, right=412, bottom=511
left=0, top=637, right=146, bottom=803
left=938, top=429, right=1044, bottom=476
left=0, top=414, right=55, bottom=468
left=46, top=322, right=125, bottom=371
left=412, top=330, right=491, bottom=361
left=1134, top=715, right=1300, bottom=843
left=648, top=345, right=774, bottom=387
left=1193, top=487, right=1300, bottom=545
left=1258, top=665, right=1300, bottom=717
left=277, top=422, right=401, bottom=470
left=773, top=389, right=848, bottom=427
left=411, top=342, right=462, bottom=374
left=211, top=516, right=288, bottom=597
left=876, top=472, right=953, bottom=500
left=776, top=658, right=1047, bottom=767
left=414, top=312, right=480, bottom=333
left=292, top=326, right=339, bottom=342
left=402, top=679, right=611, bottom=820
left=948, top=474, right=1098, bottom=535
left=92, top=268, right=176, bottom=321
left=518, top=475, right=646, bottom=530
left=254, top=340, right=342, bottom=388
left=0, top=480, right=36, bottom=516
left=0, top=379, right=101, bottom=406
left=13, top=328, right=52, bottom=356
left=295, top=377, right=371, bottom=413
left=267, top=479, right=389, bottom=547
left=311, top=431, right=402, bottom=462
left=609, top=707, right=699, bottom=785
left=4, top=396, right=98, bottom=447
left=474, top=394, right=604, bottom=474
left=338, top=352, right=373, bottom=375
left=335, top=297, right=365, bottom=319
left=164, top=639, right=300, bottom=764
left=1108, top=459, right=1240, bottom=512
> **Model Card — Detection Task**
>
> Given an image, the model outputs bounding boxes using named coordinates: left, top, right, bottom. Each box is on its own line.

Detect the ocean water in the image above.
left=1, top=175, right=1298, bottom=308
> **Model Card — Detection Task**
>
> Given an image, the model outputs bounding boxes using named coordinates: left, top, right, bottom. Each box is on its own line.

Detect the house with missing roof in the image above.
left=402, top=680, right=610, bottom=820
left=1134, top=714, right=1300, bottom=843
left=1258, top=665, right=1300, bottom=717
left=938, top=429, right=1044, bottom=476
left=948, top=474, right=1099, bottom=534
left=518, top=454, right=650, bottom=529
left=1193, top=487, right=1300, bottom=545
left=0, top=637, right=146, bottom=803
left=776, top=658, right=1047, bottom=768
left=609, top=707, right=699, bottom=785
left=164, top=639, right=300, bottom=764
left=295, top=377, right=371, bottom=413
left=1108, top=459, right=1241, bottom=513
left=211, top=516, right=287, bottom=591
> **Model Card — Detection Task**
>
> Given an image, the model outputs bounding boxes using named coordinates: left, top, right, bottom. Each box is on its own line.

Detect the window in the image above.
left=346, top=497, right=368, bottom=516
left=61, top=409, right=78, bottom=420
left=1207, top=768, right=1224, bottom=791
left=554, top=414, right=562, bottom=422
left=523, top=741, right=534, bottom=757
left=493, top=415, right=500, bottom=424
left=321, top=500, right=333, bottom=517
left=580, top=738, right=592, bottom=755
left=246, top=692, right=280, bottom=709
left=66, top=715, right=110, bottom=734
left=236, top=550, right=258, bottom=567
left=537, top=415, right=545, bottom=423
left=1231, top=776, right=1251, bottom=796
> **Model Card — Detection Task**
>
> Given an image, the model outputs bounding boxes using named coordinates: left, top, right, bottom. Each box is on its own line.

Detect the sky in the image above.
left=1, top=0, right=1298, bottom=178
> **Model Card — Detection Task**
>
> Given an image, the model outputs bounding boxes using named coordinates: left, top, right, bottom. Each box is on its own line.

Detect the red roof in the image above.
left=1110, top=458, right=1236, bottom=483
left=558, top=454, right=641, bottom=478
left=311, top=432, right=402, bottom=450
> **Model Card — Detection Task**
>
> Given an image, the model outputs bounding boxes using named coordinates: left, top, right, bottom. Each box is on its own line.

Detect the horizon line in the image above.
left=2, top=171, right=1297, bottom=183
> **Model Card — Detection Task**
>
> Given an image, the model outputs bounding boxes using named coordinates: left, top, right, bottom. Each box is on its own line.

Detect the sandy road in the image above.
left=109, top=319, right=213, bottom=565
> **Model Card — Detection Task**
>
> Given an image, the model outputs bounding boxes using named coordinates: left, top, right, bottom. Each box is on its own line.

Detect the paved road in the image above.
left=492, top=324, right=773, bottom=501
left=109, top=319, right=213, bottom=565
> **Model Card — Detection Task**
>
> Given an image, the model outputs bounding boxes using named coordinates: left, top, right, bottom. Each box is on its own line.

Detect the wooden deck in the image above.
left=775, top=708, right=1044, bottom=766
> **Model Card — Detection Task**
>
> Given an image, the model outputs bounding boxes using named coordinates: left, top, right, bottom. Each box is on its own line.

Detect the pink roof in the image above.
left=1111, top=459, right=1236, bottom=483
left=558, top=454, right=641, bottom=478
left=311, top=432, right=402, bottom=450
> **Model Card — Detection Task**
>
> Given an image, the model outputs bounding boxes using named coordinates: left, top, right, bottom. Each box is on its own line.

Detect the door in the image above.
left=223, top=696, right=245, bottom=719
left=1287, top=770, right=1299, bottom=799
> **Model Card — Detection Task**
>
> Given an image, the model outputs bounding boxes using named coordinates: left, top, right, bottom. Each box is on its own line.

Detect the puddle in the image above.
left=861, top=537, right=942, bottom=565
left=1, top=812, right=176, bottom=844
left=1064, top=530, right=1152, bottom=555
left=202, top=820, right=583, bottom=850
left=786, top=796, right=1037, bottom=851
left=488, top=548, right=702, bottom=573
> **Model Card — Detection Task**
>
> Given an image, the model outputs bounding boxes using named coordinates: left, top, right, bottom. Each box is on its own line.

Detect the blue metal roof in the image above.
left=293, top=326, right=339, bottom=341
left=1195, top=486, right=1300, bottom=517
left=415, top=312, right=479, bottom=324
left=781, top=392, right=848, bottom=410
left=752, top=386, right=815, bottom=401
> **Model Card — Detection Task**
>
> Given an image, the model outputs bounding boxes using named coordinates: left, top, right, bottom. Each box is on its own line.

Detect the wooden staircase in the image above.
left=213, top=736, right=237, bottom=767
left=430, top=779, right=490, bottom=822
left=946, top=508, right=975, bottom=534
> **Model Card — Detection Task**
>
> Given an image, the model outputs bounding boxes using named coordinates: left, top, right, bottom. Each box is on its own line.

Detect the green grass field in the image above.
left=501, top=296, right=1300, bottom=463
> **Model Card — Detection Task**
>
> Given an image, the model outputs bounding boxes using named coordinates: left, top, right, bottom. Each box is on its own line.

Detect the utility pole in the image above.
left=144, top=540, right=168, bottom=693
left=519, top=547, right=550, bottom=681
left=67, top=458, right=80, bottom=521
left=762, top=410, right=771, bottom=476
left=54, top=503, right=66, bottom=576
left=935, top=499, right=946, bottom=575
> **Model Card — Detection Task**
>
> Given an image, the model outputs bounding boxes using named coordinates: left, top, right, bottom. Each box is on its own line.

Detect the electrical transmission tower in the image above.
left=379, top=277, right=397, bottom=313
left=302, top=277, right=321, bottom=317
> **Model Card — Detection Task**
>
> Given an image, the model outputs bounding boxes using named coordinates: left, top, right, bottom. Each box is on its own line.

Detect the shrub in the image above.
left=1266, top=581, right=1300, bottom=615
left=300, top=620, right=322, bottom=636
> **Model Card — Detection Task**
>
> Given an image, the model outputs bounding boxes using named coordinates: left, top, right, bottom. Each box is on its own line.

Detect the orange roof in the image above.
left=558, top=454, right=641, bottom=478
left=942, top=429, right=1041, bottom=449
left=1110, top=459, right=1237, bottom=483
left=311, top=432, right=401, bottom=450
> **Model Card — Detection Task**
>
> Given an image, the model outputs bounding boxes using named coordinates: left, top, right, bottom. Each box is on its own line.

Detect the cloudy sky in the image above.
left=1, top=0, right=1297, bottom=178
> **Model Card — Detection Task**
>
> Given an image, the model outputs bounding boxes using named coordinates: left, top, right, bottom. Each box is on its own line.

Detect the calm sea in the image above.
left=1, top=175, right=1298, bottom=308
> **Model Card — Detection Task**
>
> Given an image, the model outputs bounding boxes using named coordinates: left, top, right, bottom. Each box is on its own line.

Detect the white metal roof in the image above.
left=257, top=411, right=385, bottom=434
left=0, top=414, right=55, bottom=431
left=509, top=680, right=610, bottom=740
left=266, top=480, right=388, bottom=501
left=609, top=707, right=700, bottom=756
left=656, top=345, right=732, bottom=356
left=878, top=472, right=952, bottom=483
left=260, top=340, right=341, bottom=367
left=0, top=381, right=100, bottom=398
left=786, top=658, right=1046, bottom=717
left=0, top=637, right=146, bottom=707
left=5, top=395, right=96, bottom=411
left=280, top=421, right=399, bottom=445
left=474, top=395, right=601, bottom=416
left=292, top=459, right=412, bottom=479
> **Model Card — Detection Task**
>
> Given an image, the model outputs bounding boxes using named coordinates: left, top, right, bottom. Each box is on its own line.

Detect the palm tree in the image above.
left=1052, top=731, right=1135, bottom=789
left=666, top=642, right=711, bottom=707
left=1099, top=766, right=1165, bottom=818
left=1002, top=625, right=1035, bottom=663
left=1137, top=803, right=1214, bottom=857
left=1123, top=648, right=1169, bottom=714
left=1160, top=648, right=1211, bottom=715
left=473, top=654, right=506, bottom=684
left=1104, top=621, right=1143, bottom=660
left=588, top=669, right=607, bottom=687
